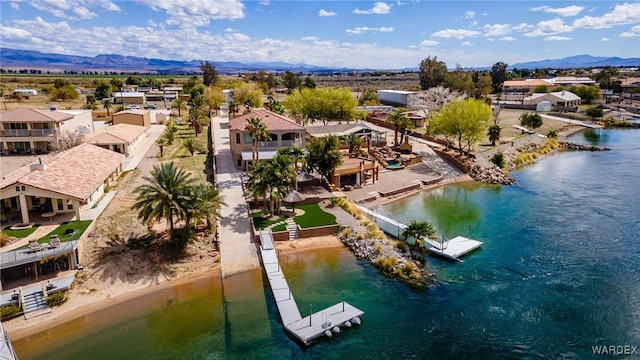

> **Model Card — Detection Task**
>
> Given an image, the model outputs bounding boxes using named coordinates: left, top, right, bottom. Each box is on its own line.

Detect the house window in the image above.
left=235, top=133, right=241, bottom=144
left=244, top=133, right=253, bottom=144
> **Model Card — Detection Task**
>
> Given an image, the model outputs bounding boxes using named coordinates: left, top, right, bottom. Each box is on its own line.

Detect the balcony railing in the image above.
left=258, top=140, right=279, bottom=149
left=4, top=129, right=29, bottom=137
left=30, top=128, right=55, bottom=137
left=281, top=140, right=301, bottom=147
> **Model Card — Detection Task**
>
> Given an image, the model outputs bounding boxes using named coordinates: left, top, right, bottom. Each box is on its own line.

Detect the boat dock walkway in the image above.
left=259, top=232, right=363, bottom=345
left=357, top=205, right=483, bottom=262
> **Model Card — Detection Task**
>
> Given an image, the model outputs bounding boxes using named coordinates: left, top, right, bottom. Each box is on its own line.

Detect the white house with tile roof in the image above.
left=0, top=143, right=124, bottom=225
left=523, top=91, right=581, bottom=107
left=0, top=108, right=93, bottom=155
left=229, top=108, right=305, bottom=170
left=84, top=123, right=147, bottom=156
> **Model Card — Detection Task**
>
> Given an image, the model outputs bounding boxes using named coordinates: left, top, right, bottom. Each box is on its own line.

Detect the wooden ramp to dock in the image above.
left=259, top=232, right=364, bottom=345
left=357, top=205, right=483, bottom=261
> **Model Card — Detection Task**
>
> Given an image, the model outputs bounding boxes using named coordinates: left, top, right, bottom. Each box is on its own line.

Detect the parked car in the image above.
left=144, top=104, right=157, bottom=109
left=126, top=105, right=140, bottom=110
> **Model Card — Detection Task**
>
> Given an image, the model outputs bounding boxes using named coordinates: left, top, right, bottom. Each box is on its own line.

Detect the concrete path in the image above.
left=212, top=113, right=260, bottom=278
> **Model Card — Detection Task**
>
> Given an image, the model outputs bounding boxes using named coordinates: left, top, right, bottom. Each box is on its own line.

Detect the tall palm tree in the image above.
left=402, top=220, right=437, bottom=255
left=132, top=162, right=195, bottom=233
left=386, top=111, right=407, bottom=146
left=188, top=106, right=209, bottom=136
left=171, top=98, right=187, bottom=117
left=102, top=98, right=112, bottom=117
left=398, top=117, right=415, bottom=145
left=228, top=100, right=240, bottom=118
left=268, top=154, right=296, bottom=214
left=245, top=117, right=269, bottom=165
left=487, top=125, right=501, bottom=146
left=183, top=184, right=225, bottom=230
left=246, top=161, right=271, bottom=211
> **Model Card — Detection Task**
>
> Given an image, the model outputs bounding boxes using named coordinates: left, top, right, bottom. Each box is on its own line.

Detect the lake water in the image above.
left=13, top=129, right=640, bottom=359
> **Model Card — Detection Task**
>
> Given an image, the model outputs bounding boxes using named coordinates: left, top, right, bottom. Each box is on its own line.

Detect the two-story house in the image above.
left=0, top=108, right=93, bottom=155
left=229, top=108, right=306, bottom=170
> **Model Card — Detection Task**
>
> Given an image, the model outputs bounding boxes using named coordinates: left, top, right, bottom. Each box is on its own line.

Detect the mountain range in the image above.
left=1, top=48, right=638, bottom=74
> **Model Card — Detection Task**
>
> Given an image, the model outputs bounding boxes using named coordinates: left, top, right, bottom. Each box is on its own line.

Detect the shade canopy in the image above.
left=296, top=172, right=315, bottom=183
left=284, top=189, right=306, bottom=203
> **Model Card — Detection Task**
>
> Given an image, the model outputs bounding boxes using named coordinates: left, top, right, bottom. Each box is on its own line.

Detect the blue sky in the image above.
left=1, top=1, right=638, bottom=69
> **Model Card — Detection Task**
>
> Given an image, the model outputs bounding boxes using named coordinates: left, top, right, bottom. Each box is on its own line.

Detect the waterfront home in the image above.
left=0, top=143, right=124, bottom=225
left=0, top=108, right=93, bottom=155
left=229, top=108, right=305, bottom=170
left=523, top=91, right=581, bottom=108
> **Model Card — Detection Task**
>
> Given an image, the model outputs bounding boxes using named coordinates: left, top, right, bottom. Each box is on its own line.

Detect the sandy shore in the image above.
left=5, top=265, right=220, bottom=341
left=5, top=236, right=344, bottom=341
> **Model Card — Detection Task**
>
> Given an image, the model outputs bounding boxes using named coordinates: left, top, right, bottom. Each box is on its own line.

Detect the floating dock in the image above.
left=357, top=205, right=483, bottom=262
left=259, top=232, right=363, bottom=345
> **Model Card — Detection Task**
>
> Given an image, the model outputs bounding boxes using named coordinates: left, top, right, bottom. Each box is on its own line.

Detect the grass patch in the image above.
left=35, top=220, right=92, bottom=245
left=1, top=224, right=40, bottom=238
left=292, top=203, right=337, bottom=229
left=251, top=211, right=286, bottom=231
left=272, top=224, right=286, bottom=232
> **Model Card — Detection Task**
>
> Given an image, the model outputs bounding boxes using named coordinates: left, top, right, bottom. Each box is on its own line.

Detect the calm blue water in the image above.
left=13, top=129, right=640, bottom=359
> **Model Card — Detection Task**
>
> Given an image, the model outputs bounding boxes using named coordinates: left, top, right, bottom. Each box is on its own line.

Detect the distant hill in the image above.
left=1, top=48, right=638, bottom=73
left=510, top=55, right=640, bottom=69
left=0, top=48, right=328, bottom=74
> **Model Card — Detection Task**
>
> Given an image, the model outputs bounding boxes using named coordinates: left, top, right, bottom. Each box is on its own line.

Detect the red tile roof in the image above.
left=229, top=108, right=304, bottom=131
left=1, top=143, right=124, bottom=200
left=0, top=108, right=73, bottom=123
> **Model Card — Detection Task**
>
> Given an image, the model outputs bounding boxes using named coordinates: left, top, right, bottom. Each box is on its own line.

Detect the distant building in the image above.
left=620, top=77, right=640, bottom=98
left=113, top=92, right=146, bottom=105
left=112, top=109, right=151, bottom=129
left=523, top=91, right=581, bottom=107
left=377, top=90, right=417, bottom=107
left=12, top=89, right=37, bottom=97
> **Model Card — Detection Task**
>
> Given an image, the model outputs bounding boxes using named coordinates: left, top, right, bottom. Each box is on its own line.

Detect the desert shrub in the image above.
left=374, top=244, right=383, bottom=254
left=490, top=152, right=505, bottom=168
left=341, top=228, right=353, bottom=238
left=547, top=130, right=557, bottom=138
left=46, top=292, right=67, bottom=307
left=0, top=232, right=10, bottom=247
left=328, top=197, right=340, bottom=207
left=395, top=241, right=410, bottom=253
left=375, top=256, right=397, bottom=272
left=355, top=231, right=365, bottom=240
left=402, top=262, right=415, bottom=276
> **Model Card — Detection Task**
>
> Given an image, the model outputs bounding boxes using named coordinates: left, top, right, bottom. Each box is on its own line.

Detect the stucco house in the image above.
left=112, top=109, right=151, bottom=129
left=523, top=91, right=581, bottom=107
left=229, top=108, right=305, bottom=170
left=84, top=123, right=147, bottom=156
left=0, top=108, right=93, bottom=155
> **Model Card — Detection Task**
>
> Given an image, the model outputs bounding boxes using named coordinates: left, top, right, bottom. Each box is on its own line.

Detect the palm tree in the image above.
left=183, top=184, right=224, bottom=230
left=402, top=220, right=437, bottom=256
left=245, top=117, right=269, bottom=165
left=102, top=98, right=112, bottom=117
left=132, top=162, right=195, bottom=234
left=171, top=98, right=187, bottom=117
left=228, top=100, right=240, bottom=118
left=182, top=138, right=202, bottom=156
left=268, top=154, right=296, bottom=214
left=398, top=117, right=415, bottom=145
left=520, top=112, right=543, bottom=132
left=188, top=106, right=209, bottom=136
left=487, top=125, right=501, bottom=146
left=246, top=161, right=271, bottom=211
left=156, top=137, right=167, bottom=157
left=386, top=111, right=407, bottom=146
left=345, top=134, right=364, bottom=156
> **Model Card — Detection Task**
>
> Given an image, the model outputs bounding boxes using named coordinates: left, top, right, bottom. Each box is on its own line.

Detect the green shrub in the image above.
left=46, top=292, right=68, bottom=307
left=395, top=241, right=410, bottom=253
left=586, top=107, right=604, bottom=118
left=375, top=256, right=397, bottom=272
left=1, top=304, right=21, bottom=319
left=402, top=262, right=415, bottom=276
left=490, top=152, right=505, bottom=168
left=547, top=130, right=558, bottom=138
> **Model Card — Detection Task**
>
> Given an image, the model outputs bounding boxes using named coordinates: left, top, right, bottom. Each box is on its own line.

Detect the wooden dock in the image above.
left=259, top=232, right=364, bottom=345
left=357, top=205, right=483, bottom=261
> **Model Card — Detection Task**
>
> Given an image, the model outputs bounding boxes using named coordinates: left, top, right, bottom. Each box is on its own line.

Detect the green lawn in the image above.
left=1, top=225, right=40, bottom=238
left=36, top=220, right=93, bottom=244
left=292, top=204, right=337, bottom=229
left=251, top=204, right=337, bottom=231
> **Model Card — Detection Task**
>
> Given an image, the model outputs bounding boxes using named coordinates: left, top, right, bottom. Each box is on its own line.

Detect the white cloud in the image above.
left=543, top=36, right=572, bottom=41
left=345, top=26, right=393, bottom=35
left=353, top=2, right=391, bottom=15
left=318, top=9, right=337, bottom=17
left=26, top=0, right=120, bottom=20
left=512, top=23, right=533, bottom=32
left=301, top=36, right=318, bottom=41
left=631, top=25, right=640, bottom=32
left=224, top=28, right=236, bottom=32
left=226, top=32, right=250, bottom=42
left=73, top=6, right=95, bottom=19
left=0, top=25, right=32, bottom=40
left=258, top=0, right=270, bottom=5
left=524, top=19, right=573, bottom=37
left=619, top=31, right=639, bottom=38
left=419, top=40, right=439, bottom=47
left=573, top=3, right=640, bottom=29
left=432, top=29, right=480, bottom=39
left=10, top=2, right=20, bottom=10
left=461, top=41, right=472, bottom=46
left=483, top=24, right=510, bottom=37
left=530, top=5, right=584, bottom=17
left=138, top=0, right=245, bottom=28
left=499, top=36, right=516, bottom=41
left=601, top=37, right=610, bottom=41
left=465, top=11, right=475, bottom=19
